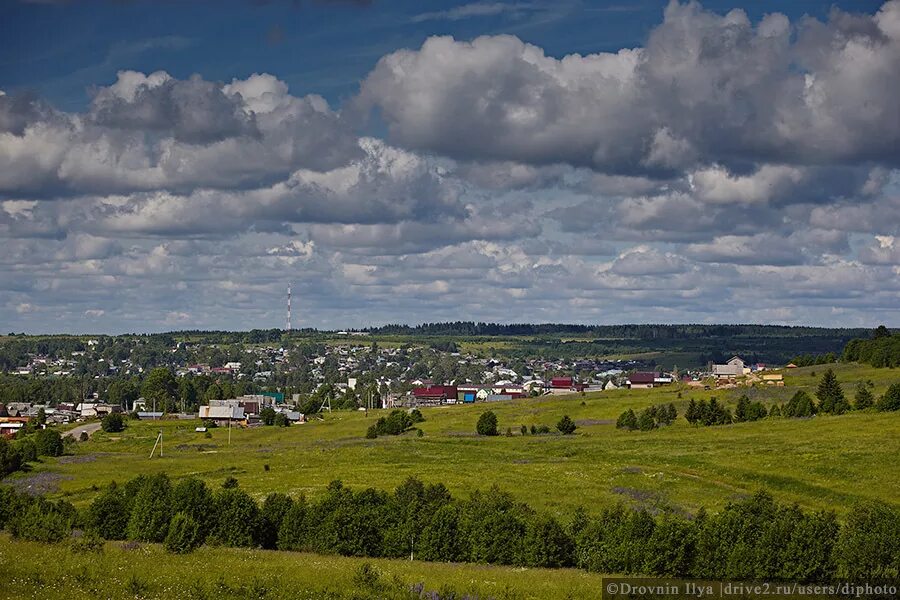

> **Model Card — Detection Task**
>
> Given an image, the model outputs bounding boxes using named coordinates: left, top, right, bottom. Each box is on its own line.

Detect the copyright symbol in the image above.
left=607, top=583, right=619, bottom=594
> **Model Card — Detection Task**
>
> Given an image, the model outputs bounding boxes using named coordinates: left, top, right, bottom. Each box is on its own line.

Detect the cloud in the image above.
left=412, top=2, right=541, bottom=23
left=361, top=1, right=900, bottom=173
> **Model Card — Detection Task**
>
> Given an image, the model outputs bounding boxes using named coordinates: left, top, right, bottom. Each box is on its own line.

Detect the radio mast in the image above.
left=286, top=284, right=292, bottom=331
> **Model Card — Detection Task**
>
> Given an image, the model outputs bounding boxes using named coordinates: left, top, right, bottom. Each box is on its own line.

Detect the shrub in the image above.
left=520, top=424, right=527, bottom=435
left=260, top=407, right=276, bottom=426
left=616, top=409, right=638, bottom=430
left=409, top=408, right=425, bottom=424
left=367, top=410, right=414, bottom=438
left=101, top=412, right=125, bottom=433
left=70, top=530, right=105, bottom=554
left=33, top=428, right=64, bottom=457
left=365, top=424, right=378, bottom=439
left=476, top=411, right=498, bottom=436
left=556, top=415, right=577, bottom=435
left=164, top=512, right=201, bottom=554
left=834, top=500, right=900, bottom=579
left=273, top=412, right=289, bottom=427
left=0, top=437, right=23, bottom=478
left=876, top=383, right=900, bottom=412
left=9, top=498, right=76, bottom=543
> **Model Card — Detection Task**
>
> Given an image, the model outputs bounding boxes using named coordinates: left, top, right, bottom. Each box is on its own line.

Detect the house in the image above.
left=199, top=405, right=245, bottom=426
left=762, top=373, right=784, bottom=386
left=712, top=356, right=747, bottom=378
left=0, top=422, right=24, bottom=439
left=626, top=372, right=658, bottom=389
left=550, top=377, right=586, bottom=392
left=412, top=385, right=457, bottom=405
left=604, top=380, right=619, bottom=391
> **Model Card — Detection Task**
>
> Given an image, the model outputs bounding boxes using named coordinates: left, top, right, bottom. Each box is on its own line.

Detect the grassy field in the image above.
left=6, top=364, right=899, bottom=520
left=0, top=533, right=605, bottom=600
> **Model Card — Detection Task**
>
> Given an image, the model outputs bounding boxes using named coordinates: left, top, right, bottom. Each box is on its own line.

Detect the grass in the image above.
left=0, top=533, right=605, bottom=600
left=6, top=363, right=899, bottom=520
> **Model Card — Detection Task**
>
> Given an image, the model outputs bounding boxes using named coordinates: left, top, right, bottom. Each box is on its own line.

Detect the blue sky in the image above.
left=1, top=0, right=898, bottom=332
left=2, top=0, right=883, bottom=110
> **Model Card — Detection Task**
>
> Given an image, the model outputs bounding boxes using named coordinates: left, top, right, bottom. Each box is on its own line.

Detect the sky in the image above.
left=0, top=0, right=898, bottom=333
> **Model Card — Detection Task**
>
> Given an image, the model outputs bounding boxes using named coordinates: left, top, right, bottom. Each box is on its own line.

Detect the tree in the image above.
left=476, top=411, right=498, bottom=436
left=278, top=496, right=309, bottom=551
left=209, top=486, right=259, bottom=547
left=556, top=415, right=577, bottom=435
left=274, top=412, right=290, bottom=427
left=88, top=482, right=129, bottom=540
left=9, top=498, right=75, bottom=543
left=204, top=383, right=223, bottom=402
left=854, top=383, right=874, bottom=410
left=126, top=473, right=173, bottom=542
left=164, top=512, right=201, bottom=554
left=637, top=409, right=657, bottom=431
left=101, top=412, right=125, bottom=433
left=616, top=409, right=638, bottom=431
left=734, top=395, right=751, bottom=422
left=141, top=368, right=177, bottom=413
left=834, top=500, right=900, bottom=579
left=259, top=492, right=294, bottom=550
left=33, top=428, right=63, bottom=457
left=816, top=369, right=848, bottom=414
left=876, top=383, right=900, bottom=412
left=685, top=399, right=699, bottom=424
left=260, top=406, right=276, bottom=426
left=171, top=477, right=214, bottom=540
left=784, top=391, right=816, bottom=418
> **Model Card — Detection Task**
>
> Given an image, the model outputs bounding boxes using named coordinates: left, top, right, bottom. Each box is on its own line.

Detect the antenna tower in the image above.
left=286, top=284, right=292, bottom=331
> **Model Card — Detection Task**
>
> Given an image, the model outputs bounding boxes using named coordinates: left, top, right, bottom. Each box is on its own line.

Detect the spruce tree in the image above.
left=734, top=395, right=751, bottom=422
left=616, top=409, right=638, bottom=430
left=854, top=383, right=874, bottom=410
left=816, top=369, right=848, bottom=414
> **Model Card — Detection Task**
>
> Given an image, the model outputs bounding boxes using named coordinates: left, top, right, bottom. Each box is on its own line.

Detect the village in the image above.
left=0, top=335, right=788, bottom=437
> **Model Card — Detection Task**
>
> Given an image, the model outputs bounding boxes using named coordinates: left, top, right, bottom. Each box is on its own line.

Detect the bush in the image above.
left=0, top=437, right=23, bottom=478
left=101, top=412, right=125, bottom=433
left=834, top=500, right=900, bottom=579
left=409, top=409, right=425, bottom=424
left=259, top=492, right=293, bottom=550
left=171, top=477, right=215, bottom=540
left=556, top=415, right=577, bottom=435
left=9, top=498, right=76, bottom=543
left=520, top=424, right=527, bottom=435
left=616, top=409, right=638, bottom=430
left=163, top=512, right=201, bottom=554
left=637, top=409, right=657, bottom=431
left=33, top=428, right=64, bottom=457
left=79, top=431, right=89, bottom=442
left=476, top=411, right=498, bottom=436
left=260, top=407, right=276, bottom=426
left=70, top=530, right=105, bottom=554
left=367, top=410, right=414, bottom=438
left=274, top=412, right=289, bottom=427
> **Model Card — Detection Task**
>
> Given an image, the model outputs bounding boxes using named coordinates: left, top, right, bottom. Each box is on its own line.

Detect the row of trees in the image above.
left=366, top=409, right=425, bottom=439
left=476, top=411, right=577, bottom=436
left=617, top=403, right=677, bottom=431
left=842, top=327, right=899, bottom=368
left=2, top=476, right=898, bottom=581
left=0, top=428, right=64, bottom=478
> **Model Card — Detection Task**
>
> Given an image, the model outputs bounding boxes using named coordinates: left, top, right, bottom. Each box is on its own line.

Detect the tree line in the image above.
left=842, top=327, right=900, bottom=368
left=1, top=475, right=898, bottom=582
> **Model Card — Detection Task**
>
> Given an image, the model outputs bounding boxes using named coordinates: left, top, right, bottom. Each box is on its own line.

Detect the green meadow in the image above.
left=8, top=364, right=899, bottom=520
left=0, top=534, right=605, bottom=600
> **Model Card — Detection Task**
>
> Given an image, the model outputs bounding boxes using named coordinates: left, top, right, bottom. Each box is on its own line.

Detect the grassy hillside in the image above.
left=7, top=364, right=899, bottom=520
left=0, top=534, right=604, bottom=600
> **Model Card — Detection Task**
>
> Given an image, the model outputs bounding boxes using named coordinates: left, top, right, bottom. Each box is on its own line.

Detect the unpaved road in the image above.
left=65, top=421, right=102, bottom=439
